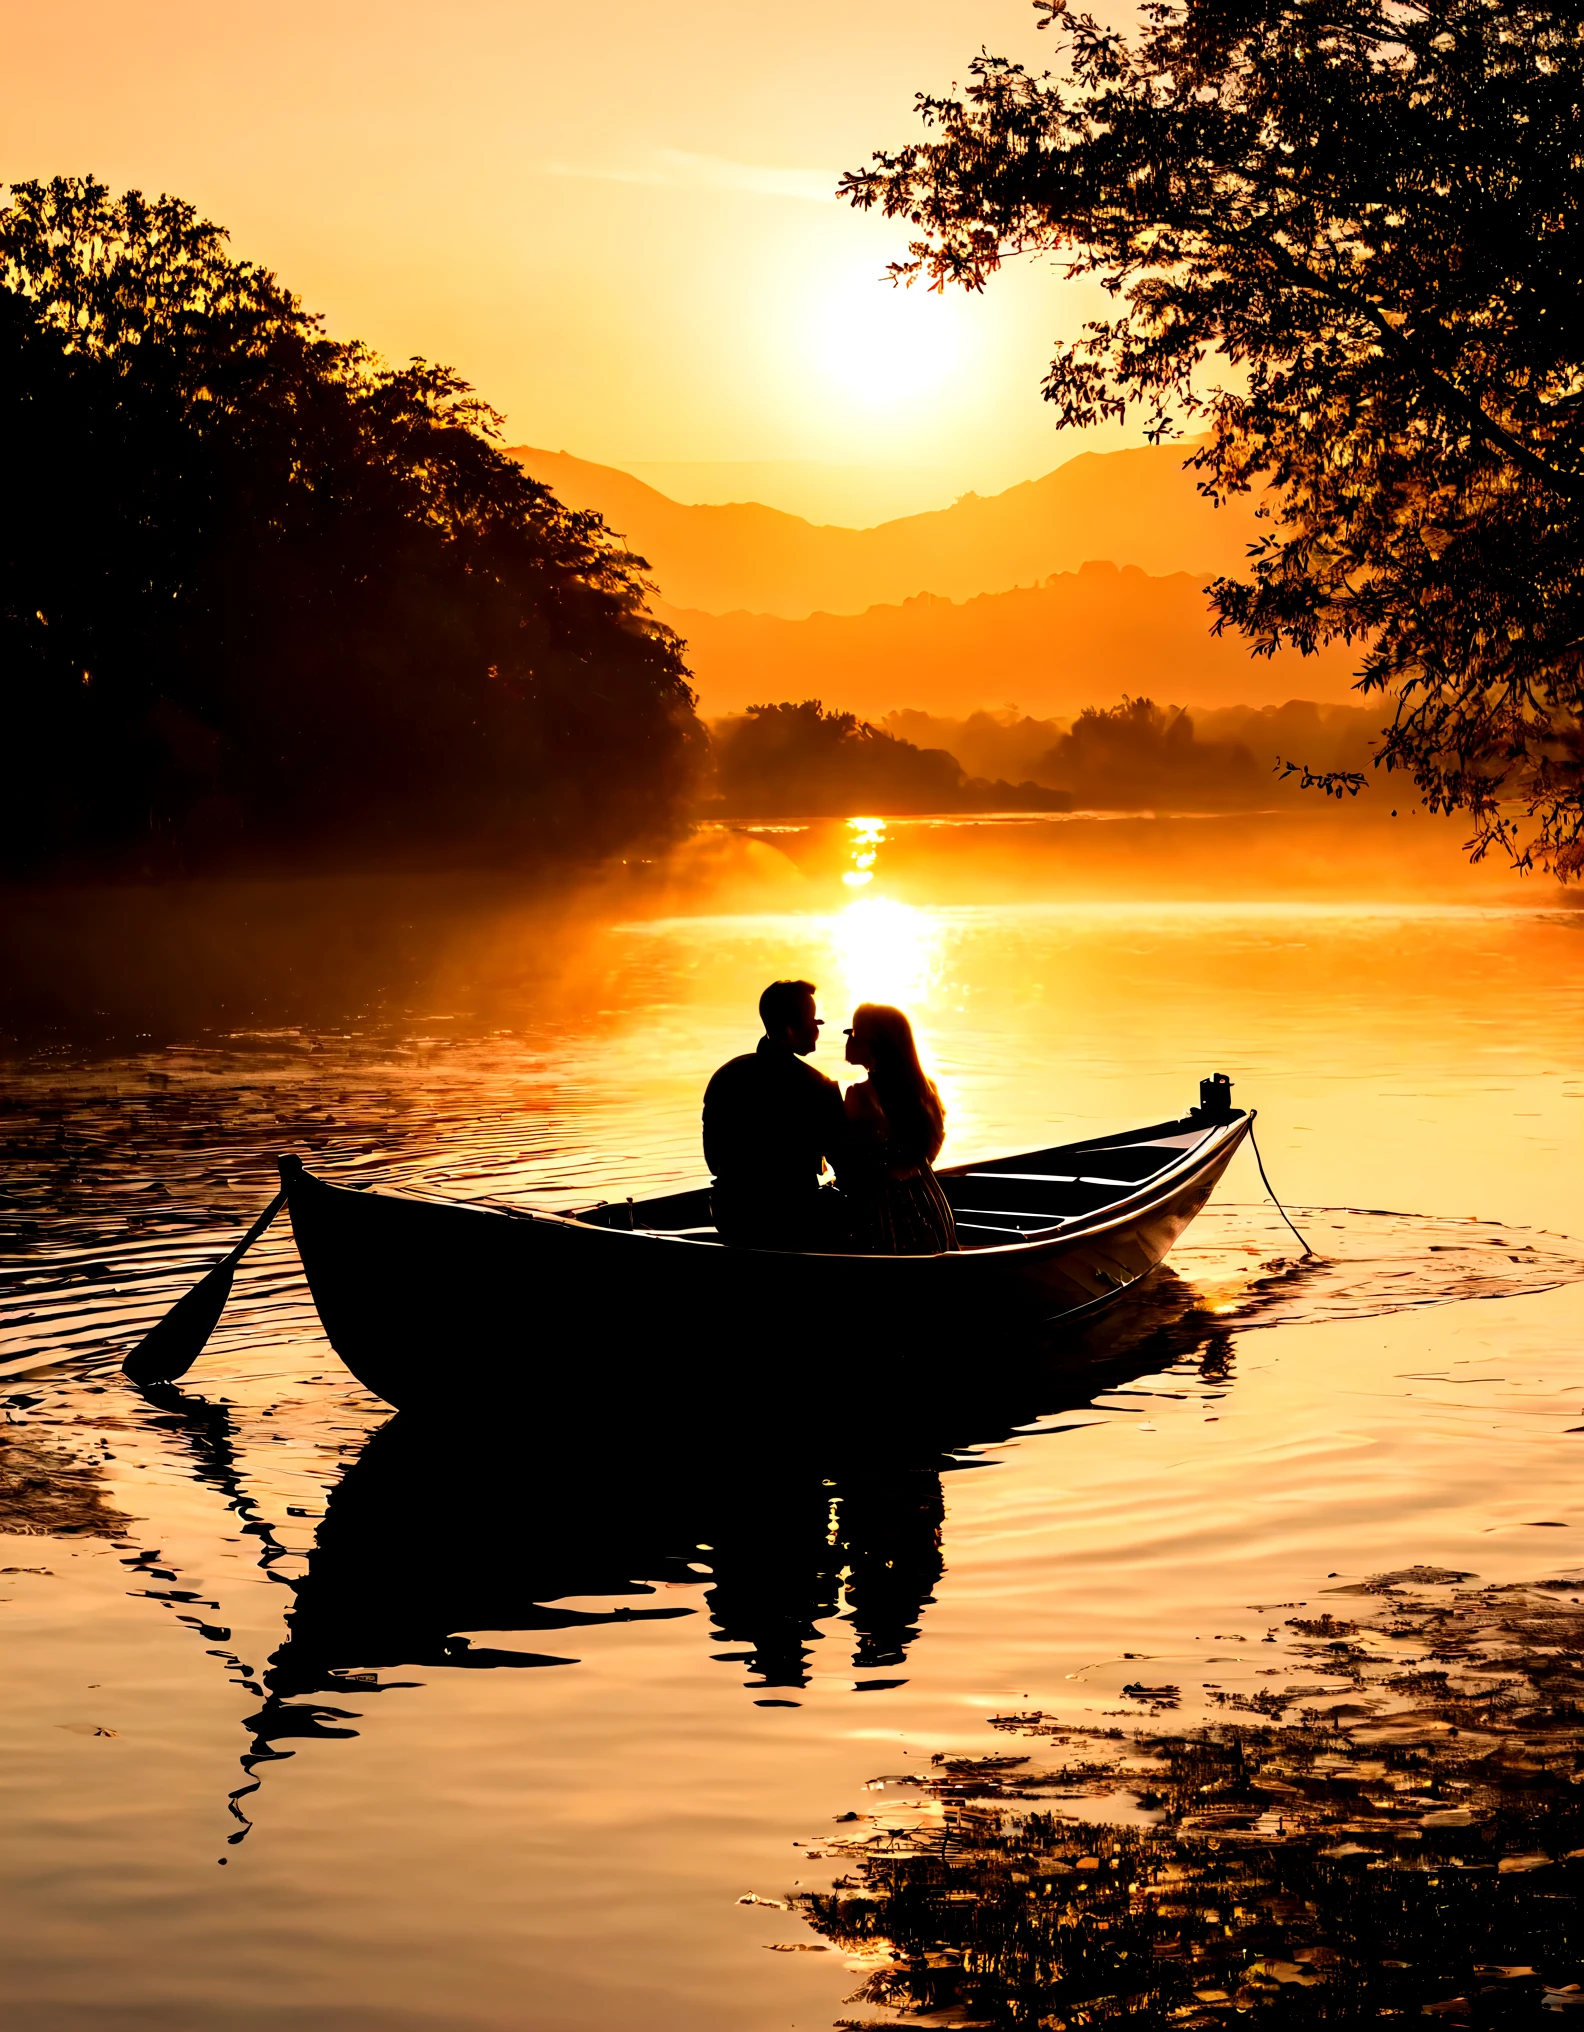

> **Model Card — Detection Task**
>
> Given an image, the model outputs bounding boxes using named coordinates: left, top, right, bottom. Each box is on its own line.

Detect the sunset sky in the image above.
left=6, top=0, right=1150, bottom=517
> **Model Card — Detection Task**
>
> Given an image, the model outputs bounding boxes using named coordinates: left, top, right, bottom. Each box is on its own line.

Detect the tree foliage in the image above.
left=1038, top=695, right=1265, bottom=807
left=843, top=0, right=1584, bottom=875
left=711, top=699, right=1067, bottom=816
left=1, top=177, right=702, bottom=877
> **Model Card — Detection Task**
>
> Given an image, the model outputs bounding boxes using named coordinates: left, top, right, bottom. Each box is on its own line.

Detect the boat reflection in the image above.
left=136, top=1264, right=1235, bottom=1843
left=267, top=1262, right=1234, bottom=1702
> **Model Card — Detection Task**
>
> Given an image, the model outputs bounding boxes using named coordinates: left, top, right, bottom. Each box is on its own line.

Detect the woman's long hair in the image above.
left=852, top=1003, right=945, bottom=1163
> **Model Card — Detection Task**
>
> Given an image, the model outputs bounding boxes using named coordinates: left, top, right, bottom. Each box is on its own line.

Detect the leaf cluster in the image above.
left=843, top=1, right=1584, bottom=874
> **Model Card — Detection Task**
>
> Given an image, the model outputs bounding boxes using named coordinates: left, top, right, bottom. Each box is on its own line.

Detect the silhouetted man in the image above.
left=703, top=978, right=847, bottom=1249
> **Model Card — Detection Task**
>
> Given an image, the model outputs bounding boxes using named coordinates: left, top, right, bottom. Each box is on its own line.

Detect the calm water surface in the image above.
left=2, top=815, right=1582, bottom=2031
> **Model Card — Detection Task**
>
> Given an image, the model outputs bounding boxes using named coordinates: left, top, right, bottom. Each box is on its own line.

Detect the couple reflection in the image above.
left=702, top=978, right=957, bottom=1254
left=269, top=1426, right=944, bottom=1702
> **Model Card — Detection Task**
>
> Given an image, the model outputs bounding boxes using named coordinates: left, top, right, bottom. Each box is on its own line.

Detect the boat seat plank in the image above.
left=1083, top=1132, right=1208, bottom=1153
left=955, top=1219, right=1062, bottom=1245
left=949, top=1204, right=1084, bottom=1226
left=958, top=1127, right=1211, bottom=1180
left=943, top=1176, right=1133, bottom=1222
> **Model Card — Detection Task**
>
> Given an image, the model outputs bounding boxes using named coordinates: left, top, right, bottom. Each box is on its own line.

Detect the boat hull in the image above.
left=283, top=1112, right=1251, bottom=1409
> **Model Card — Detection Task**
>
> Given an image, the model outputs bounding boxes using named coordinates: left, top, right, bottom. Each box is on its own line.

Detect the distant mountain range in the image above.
left=616, top=457, right=965, bottom=529
left=510, top=441, right=1363, bottom=720
left=659, top=562, right=1360, bottom=721
left=510, top=441, right=1271, bottom=620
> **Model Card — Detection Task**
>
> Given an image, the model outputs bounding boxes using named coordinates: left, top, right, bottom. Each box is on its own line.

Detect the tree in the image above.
left=710, top=700, right=1069, bottom=816
left=1037, top=695, right=1264, bottom=807
left=1, top=177, right=702, bottom=876
left=842, top=0, right=1584, bottom=876
left=712, top=700, right=969, bottom=816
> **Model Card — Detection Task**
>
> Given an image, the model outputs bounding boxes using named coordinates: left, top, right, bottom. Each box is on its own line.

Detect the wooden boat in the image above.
left=281, top=1081, right=1253, bottom=1410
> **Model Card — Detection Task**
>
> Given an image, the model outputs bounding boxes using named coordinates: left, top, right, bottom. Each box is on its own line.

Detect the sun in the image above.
left=804, top=270, right=964, bottom=414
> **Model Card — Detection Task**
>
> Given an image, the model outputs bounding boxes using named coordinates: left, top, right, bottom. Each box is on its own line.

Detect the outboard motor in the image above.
left=1192, top=1072, right=1235, bottom=1123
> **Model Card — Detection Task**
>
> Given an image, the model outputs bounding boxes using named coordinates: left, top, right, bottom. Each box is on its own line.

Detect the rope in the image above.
left=1248, top=1117, right=1315, bottom=1258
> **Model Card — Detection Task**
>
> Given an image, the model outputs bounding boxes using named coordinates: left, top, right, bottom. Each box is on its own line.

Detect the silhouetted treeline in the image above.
left=887, top=699, right=1380, bottom=811
left=1, top=179, right=702, bottom=880
left=710, top=697, right=1380, bottom=819
left=1046, top=697, right=1267, bottom=808
left=709, top=701, right=1069, bottom=817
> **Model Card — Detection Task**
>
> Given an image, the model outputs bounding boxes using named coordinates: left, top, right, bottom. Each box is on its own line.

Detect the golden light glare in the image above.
left=828, top=897, right=942, bottom=1011
left=804, top=273, right=964, bottom=416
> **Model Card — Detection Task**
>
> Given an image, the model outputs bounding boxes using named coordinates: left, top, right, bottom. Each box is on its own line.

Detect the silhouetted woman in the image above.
left=841, top=1004, right=959, bottom=1254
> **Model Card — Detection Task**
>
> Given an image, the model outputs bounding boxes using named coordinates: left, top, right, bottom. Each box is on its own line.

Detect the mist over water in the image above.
left=2, top=812, right=1582, bottom=2030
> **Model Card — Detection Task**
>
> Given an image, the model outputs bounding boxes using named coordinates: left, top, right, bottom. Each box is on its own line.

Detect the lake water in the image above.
left=3, top=811, right=1582, bottom=2030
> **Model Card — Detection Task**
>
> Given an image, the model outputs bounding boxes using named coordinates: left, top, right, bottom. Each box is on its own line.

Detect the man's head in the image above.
left=759, top=978, right=821, bottom=1055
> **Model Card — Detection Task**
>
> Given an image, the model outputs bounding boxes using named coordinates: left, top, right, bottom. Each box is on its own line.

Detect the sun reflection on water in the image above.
left=841, top=815, right=885, bottom=888
left=829, top=896, right=943, bottom=1011
left=829, top=814, right=945, bottom=1010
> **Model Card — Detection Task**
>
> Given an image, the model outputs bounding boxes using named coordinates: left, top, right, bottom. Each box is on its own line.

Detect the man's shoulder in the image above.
left=704, top=1053, right=763, bottom=1103
left=704, top=1048, right=840, bottom=1104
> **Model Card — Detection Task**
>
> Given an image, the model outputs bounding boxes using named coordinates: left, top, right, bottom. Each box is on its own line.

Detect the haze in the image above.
left=2, top=0, right=1165, bottom=521
left=7, top=0, right=1355, bottom=719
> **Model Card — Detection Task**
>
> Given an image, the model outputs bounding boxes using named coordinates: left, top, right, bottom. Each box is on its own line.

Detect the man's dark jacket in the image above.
left=702, top=1037, right=846, bottom=1246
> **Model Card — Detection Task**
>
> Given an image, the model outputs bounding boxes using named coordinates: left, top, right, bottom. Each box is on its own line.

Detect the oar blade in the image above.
left=123, top=1262, right=236, bottom=1385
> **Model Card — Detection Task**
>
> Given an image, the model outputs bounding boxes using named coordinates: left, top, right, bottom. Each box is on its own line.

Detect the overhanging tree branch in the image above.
left=846, top=0, right=1584, bottom=877
left=1251, top=235, right=1584, bottom=504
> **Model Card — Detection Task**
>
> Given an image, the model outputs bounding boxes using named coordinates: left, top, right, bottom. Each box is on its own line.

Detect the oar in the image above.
left=122, top=1187, right=288, bottom=1386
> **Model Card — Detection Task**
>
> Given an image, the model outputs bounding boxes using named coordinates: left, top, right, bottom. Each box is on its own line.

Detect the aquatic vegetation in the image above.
left=794, top=1581, right=1584, bottom=2024
left=0, top=1421, right=130, bottom=1537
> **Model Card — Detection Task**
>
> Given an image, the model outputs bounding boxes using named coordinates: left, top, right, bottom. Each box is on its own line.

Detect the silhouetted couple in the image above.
left=702, top=979, right=959, bottom=1254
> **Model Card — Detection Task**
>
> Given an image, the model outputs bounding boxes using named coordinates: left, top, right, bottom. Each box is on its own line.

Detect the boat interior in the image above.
left=570, top=1115, right=1234, bottom=1250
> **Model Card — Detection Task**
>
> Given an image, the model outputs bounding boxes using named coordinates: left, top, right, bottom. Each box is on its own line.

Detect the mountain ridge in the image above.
left=509, top=441, right=1270, bottom=620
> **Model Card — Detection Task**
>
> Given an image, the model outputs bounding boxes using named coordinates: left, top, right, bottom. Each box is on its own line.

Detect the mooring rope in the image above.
left=1248, top=1117, right=1315, bottom=1258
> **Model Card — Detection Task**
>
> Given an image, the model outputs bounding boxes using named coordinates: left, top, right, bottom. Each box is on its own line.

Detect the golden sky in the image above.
left=6, top=0, right=1152, bottom=514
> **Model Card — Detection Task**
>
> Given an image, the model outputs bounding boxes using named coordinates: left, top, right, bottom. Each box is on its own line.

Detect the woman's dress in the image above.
left=841, top=1083, right=959, bottom=1255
